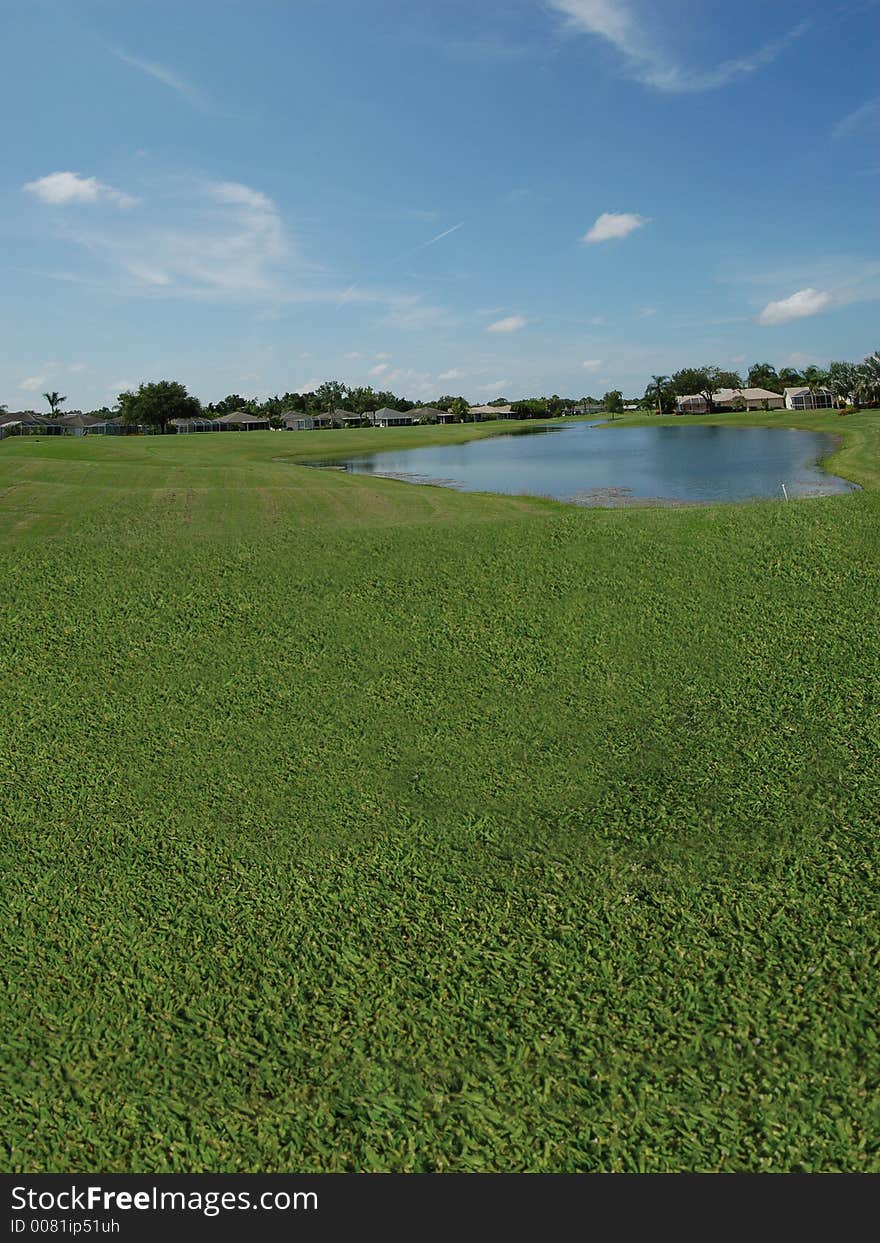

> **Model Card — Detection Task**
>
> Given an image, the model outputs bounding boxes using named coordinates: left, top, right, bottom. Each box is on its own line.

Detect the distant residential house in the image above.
left=332, top=408, right=363, bottom=427
left=214, top=410, right=271, bottom=430
left=676, top=387, right=785, bottom=414
left=371, top=407, right=415, bottom=427
left=0, top=412, right=55, bottom=436
left=568, top=401, right=603, bottom=415
left=417, top=406, right=453, bottom=424
left=468, top=404, right=513, bottom=419
left=282, top=411, right=315, bottom=431
left=56, top=413, right=115, bottom=436
left=168, top=416, right=223, bottom=433
left=784, top=386, right=835, bottom=410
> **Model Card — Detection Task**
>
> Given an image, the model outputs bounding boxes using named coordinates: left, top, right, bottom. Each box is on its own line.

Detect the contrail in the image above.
left=391, top=221, right=465, bottom=263
left=419, top=221, right=464, bottom=250
left=335, top=282, right=359, bottom=310
left=337, top=221, right=463, bottom=309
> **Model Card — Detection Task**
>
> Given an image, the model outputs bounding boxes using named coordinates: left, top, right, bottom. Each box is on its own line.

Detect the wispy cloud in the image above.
left=24, top=171, right=137, bottom=208
left=548, top=1, right=813, bottom=93
left=833, top=95, right=880, bottom=139
left=19, top=375, right=47, bottom=391
left=581, top=359, right=603, bottom=370
left=478, top=380, right=508, bottom=394
left=369, top=362, right=390, bottom=376
left=487, top=314, right=526, bottom=333
left=758, top=288, right=831, bottom=326
left=583, top=211, right=648, bottom=243
left=437, top=368, right=465, bottom=381
left=113, top=48, right=212, bottom=111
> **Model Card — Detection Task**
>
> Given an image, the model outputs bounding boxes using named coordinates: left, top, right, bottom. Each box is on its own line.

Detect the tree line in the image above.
left=640, top=351, right=880, bottom=413
left=4, top=349, right=877, bottom=428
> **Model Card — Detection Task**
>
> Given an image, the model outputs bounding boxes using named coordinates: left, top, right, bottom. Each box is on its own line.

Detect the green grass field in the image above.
left=1, top=412, right=878, bottom=1172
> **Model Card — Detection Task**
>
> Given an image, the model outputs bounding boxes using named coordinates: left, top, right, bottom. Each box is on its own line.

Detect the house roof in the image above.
left=679, top=387, right=783, bottom=404
left=374, top=407, right=411, bottom=417
left=0, top=411, right=53, bottom=426
left=214, top=410, right=269, bottom=424
left=56, top=413, right=108, bottom=428
left=784, top=386, right=833, bottom=397
left=469, top=404, right=513, bottom=415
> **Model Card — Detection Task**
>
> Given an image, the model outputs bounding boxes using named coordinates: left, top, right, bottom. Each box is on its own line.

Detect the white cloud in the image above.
left=19, top=375, right=47, bottom=391
left=344, top=351, right=363, bottom=359
left=833, top=96, right=880, bottom=140
left=375, top=352, right=391, bottom=360
left=68, top=363, right=87, bottom=373
left=487, top=314, right=526, bottom=333
left=23, top=171, right=137, bottom=208
left=548, top=1, right=813, bottom=93
left=583, top=211, right=648, bottom=244
left=45, top=177, right=290, bottom=302
left=369, top=363, right=390, bottom=376
left=758, top=288, right=832, bottom=326
left=639, top=305, right=656, bottom=317
left=581, top=359, right=603, bottom=370
left=437, top=368, right=464, bottom=381
left=479, top=380, right=508, bottom=394
left=589, top=315, right=606, bottom=326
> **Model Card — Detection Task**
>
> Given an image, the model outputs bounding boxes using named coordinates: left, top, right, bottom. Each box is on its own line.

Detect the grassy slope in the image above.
left=1, top=414, right=878, bottom=1172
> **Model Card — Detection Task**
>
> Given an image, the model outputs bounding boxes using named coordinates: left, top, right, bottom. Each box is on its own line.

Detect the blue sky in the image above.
left=2, top=0, right=878, bottom=409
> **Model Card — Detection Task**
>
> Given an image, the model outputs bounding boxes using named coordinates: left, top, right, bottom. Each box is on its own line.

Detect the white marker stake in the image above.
left=781, top=483, right=788, bottom=501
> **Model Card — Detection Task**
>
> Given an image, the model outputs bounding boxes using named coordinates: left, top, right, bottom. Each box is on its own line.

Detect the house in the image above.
left=0, top=412, right=55, bottom=436
left=371, top=407, right=415, bottom=427
left=214, top=410, right=271, bottom=430
left=784, top=386, right=835, bottom=410
left=568, top=401, right=603, bottom=415
left=468, top=404, right=513, bottom=419
left=168, top=416, right=223, bottom=433
left=333, top=408, right=364, bottom=426
left=282, top=411, right=315, bottom=431
left=56, top=413, right=115, bottom=435
left=676, top=387, right=785, bottom=414
left=417, top=406, right=453, bottom=424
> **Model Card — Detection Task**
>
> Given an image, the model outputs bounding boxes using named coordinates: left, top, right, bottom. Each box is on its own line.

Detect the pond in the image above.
left=320, top=423, right=857, bottom=505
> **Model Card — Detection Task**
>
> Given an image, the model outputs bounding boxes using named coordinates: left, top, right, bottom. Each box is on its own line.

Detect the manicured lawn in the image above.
left=1, top=413, right=878, bottom=1171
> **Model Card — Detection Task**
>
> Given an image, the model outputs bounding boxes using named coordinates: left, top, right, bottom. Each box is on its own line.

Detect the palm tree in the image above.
left=801, top=366, right=829, bottom=409
left=651, top=374, right=669, bottom=415
left=857, top=351, right=880, bottom=408
left=43, top=391, right=67, bottom=417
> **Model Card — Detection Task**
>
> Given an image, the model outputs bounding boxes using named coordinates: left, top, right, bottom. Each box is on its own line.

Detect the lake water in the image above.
left=323, top=423, right=857, bottom=505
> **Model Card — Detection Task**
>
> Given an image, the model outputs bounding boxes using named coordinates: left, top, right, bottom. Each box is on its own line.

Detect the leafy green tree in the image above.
left=312, top=380, right=348, bottom=414
left=43, top=391, right=67, bottom=417
left=671, top=367, right=715, bottom=411
left=777, top=366, right=805, bottom=389
left=649, top=374, right=674, bottom=413
left=449, top=396, right=470, bottom=421
left=207, top=394, right=257, bottom=416
left=603, top=390, right=624, bottom=416
left=117, top=381, right=201, bottom=431
left=747, top=362, right=780, bottom=391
